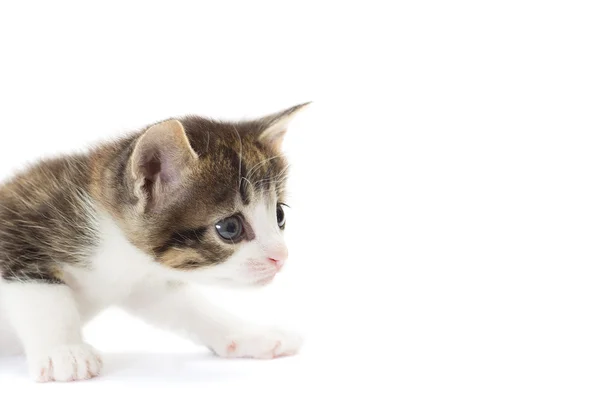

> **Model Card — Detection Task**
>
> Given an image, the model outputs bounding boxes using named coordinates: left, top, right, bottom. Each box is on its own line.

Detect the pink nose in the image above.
left=267, top=248, right=288, bottom=270
left=268, top=258, right=285, bottom=270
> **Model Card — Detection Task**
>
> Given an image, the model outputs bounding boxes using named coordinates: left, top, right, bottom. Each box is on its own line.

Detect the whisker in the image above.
left=246, top=155, right=284, bottom=184
left=241, top=176, right=253, bottom=189
left=252, top=163, right=290, bottom=188
left=233, top=126, right=243, bottom=190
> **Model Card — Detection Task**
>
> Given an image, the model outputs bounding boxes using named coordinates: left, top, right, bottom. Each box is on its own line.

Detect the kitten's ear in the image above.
left=257, top=102, right=311, bottom=152
left=130, top=119, right=198, bottom=211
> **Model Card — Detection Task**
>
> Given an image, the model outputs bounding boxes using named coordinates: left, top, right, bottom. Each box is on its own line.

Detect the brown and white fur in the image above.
left=0, top=103, right=308, bottom=382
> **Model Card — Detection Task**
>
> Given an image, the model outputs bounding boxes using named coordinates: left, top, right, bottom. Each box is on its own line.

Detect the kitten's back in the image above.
left=0, top=154, right=100, bottom=282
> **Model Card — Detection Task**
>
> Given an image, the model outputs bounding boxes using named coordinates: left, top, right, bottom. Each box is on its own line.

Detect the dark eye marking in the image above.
left=154, top=227, right=207, bottom=255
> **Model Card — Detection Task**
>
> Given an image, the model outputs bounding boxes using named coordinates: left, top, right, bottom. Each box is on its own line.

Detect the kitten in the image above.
left=0, top=103, right=308, bottom=382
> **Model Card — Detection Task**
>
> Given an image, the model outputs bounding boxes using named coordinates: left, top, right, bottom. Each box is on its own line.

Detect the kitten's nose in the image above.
left=268, top=258, right=284, bottom=270
left=267, top=247, right=288, bottom=270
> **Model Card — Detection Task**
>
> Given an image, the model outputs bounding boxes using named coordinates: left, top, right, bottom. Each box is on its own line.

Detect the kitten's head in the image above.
left=121, top=103, right=308, bottom=287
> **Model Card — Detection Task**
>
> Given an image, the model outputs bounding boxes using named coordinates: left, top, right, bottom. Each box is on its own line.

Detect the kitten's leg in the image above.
left=0, top=281, right=102, bottom=382
left=123, top=281, right=302, bottom=359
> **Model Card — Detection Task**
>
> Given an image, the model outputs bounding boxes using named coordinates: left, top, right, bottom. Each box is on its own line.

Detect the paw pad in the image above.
left=227, top=341, right=238, bottom=354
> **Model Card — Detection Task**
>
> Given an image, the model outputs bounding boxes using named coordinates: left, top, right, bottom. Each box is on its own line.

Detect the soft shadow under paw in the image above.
left=97, top=351, right=243, bottom=382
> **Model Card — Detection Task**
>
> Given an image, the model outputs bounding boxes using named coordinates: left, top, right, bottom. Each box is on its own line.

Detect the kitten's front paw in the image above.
left=29, top=344, right=103, bottom=382
left=215, top=328, right=303, bottom=359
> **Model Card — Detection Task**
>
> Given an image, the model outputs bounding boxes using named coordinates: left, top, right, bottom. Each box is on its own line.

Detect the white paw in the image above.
left=29, top=344, right=103, bottom=382
left=215, top=328, right=303, bottom=359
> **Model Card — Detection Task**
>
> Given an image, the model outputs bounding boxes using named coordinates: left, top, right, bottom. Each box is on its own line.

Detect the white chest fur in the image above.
left=61, top=213, right=166, bottom=319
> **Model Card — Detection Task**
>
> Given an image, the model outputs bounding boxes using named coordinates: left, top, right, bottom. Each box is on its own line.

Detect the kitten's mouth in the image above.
left=247, top=261, right=280, bottom=286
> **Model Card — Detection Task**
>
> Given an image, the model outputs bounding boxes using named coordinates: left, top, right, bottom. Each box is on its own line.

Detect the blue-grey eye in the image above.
left=215, top=215, right=244, bottom=242
left=277, top=204, right=286, bottom=229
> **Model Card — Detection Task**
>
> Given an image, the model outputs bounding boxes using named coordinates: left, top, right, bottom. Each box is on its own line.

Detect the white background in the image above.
left=0, top=1, right=599, bottom=414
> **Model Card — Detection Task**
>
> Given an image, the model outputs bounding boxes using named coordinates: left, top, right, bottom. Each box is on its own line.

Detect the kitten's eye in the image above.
left=277, top=204, right=286, bottom=229
left=215, top=215, right=245, bottom=242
